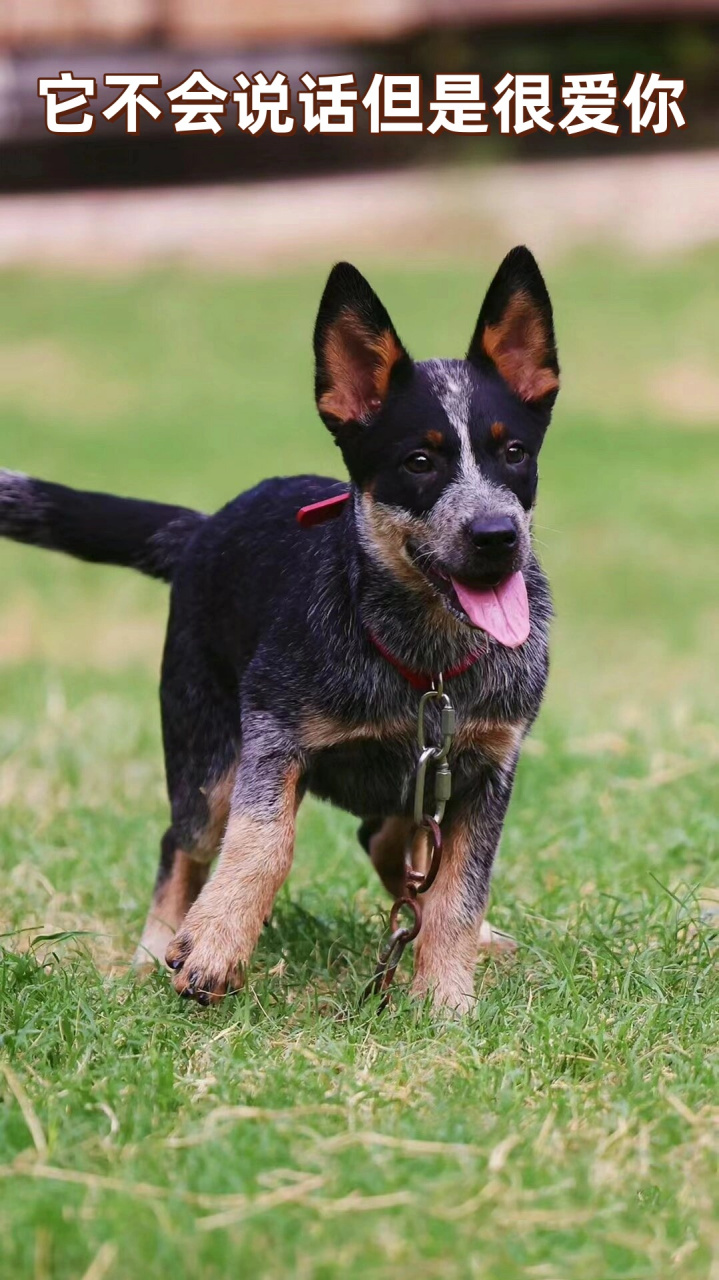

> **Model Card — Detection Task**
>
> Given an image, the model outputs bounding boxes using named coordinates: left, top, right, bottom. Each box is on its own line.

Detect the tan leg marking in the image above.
left=165, top=764, right=301, bottom=1003
left=411, top=818, right=484, bottom=1014
left=133, top=767, right=236, bottom=969
left=133, top=852, right=209, bottom=968
left=410, top=730, right=521, bottom=998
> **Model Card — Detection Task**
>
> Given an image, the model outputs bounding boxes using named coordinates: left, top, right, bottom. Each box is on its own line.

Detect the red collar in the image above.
left=296, top=492, right=350, bottom=528
left=366, top=628, right=482, bottom=692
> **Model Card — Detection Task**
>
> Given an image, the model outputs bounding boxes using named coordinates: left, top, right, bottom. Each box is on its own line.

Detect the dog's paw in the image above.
left=410, top=974, right=476, bottom=1016
left=165, top=926, right=243, bottom=1006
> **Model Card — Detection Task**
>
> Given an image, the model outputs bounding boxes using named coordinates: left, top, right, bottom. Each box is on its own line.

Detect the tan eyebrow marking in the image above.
left=491, top=421, right=506, bottom=441
left=424, top=429, right=444, bottom=448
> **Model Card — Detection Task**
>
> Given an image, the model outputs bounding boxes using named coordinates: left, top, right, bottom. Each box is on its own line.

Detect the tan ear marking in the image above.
left=370, top=329, right=404, bottom=400
left=482, top=291, right=559, bottom=404
left=319, top=309, right=403, bottom=424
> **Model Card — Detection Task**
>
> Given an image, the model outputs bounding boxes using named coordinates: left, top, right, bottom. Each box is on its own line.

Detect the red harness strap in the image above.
left=366, top=628, right=482, bottom=692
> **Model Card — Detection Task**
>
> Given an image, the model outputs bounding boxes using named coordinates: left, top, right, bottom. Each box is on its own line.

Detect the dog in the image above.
left=0, top=246, right=558, bottom=1012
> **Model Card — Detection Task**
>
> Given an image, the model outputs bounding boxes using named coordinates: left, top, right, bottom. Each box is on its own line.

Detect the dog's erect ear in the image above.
left=314, top=262, right=412, bottom=429
left=467, top=247, right=559, bottom=406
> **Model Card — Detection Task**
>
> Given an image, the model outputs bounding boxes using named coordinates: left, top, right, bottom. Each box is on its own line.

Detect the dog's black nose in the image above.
left=467, top=517, right=517, bottom=551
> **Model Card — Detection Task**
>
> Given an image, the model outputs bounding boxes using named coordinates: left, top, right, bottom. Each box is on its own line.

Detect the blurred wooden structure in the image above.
left=2, top=0, right=718, bottom=47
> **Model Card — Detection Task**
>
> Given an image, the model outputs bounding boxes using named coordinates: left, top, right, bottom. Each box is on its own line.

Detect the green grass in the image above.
left=1, top=249, right=718, bottom=1279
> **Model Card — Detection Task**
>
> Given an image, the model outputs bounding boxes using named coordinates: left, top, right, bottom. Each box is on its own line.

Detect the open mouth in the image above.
left=410, top=549, right=530, bottom=649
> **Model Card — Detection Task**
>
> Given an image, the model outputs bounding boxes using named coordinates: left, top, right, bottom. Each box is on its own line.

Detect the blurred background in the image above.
left=0, top=0, right=718, bottom=189
left=0, top=0, right=717, bottom=945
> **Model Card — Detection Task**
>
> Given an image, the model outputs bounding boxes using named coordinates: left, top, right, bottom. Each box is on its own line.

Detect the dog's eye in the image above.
left=505, top=442, right=527, bottom=465
left=403, top=451, right=435, bottom=475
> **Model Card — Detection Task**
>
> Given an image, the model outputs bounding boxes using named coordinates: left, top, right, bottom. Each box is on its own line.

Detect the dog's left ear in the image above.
left=467, top=246, right=559, bottom=407
left=314, top=262, right=412, bottom=430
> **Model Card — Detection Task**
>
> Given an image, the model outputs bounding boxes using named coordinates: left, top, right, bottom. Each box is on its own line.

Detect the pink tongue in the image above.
left=450, top=571, right=530, bottom=648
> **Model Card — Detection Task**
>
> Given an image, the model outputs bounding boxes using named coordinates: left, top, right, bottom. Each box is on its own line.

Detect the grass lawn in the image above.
left=0, top=248, right=718, bottom=1279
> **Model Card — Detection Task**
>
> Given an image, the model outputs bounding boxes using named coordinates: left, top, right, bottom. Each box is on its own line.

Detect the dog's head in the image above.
left=313, top=248, right=559, bottom=646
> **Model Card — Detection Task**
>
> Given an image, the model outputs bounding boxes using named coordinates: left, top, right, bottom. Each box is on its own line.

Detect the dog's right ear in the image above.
left=314, top=263, right=412, bottom=431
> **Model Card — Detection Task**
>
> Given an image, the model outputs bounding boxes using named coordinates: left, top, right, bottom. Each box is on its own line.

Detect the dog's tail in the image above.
left=0, top=469, right=205, bottom=583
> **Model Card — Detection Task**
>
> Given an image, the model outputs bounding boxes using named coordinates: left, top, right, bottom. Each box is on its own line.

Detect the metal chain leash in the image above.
left=363, top=674, right=455, bottom=1008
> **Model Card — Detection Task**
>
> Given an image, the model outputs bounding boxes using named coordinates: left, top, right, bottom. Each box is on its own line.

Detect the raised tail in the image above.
left=0, top=470, right=205, bottom=582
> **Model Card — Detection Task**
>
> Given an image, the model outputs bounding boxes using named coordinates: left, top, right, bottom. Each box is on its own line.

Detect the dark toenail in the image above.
left=196, top=990, right=210, bottom=1006
left=167, top=957, right=182, bottom=970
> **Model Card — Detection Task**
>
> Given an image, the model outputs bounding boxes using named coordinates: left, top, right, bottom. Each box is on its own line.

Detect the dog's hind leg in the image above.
left=134, top=615, right=240, bottom=969
left=359, top=816, right=413, bottom=900
left=133, top=763, right=235, bottom=968
left=133, top=831, right=211, bottom=968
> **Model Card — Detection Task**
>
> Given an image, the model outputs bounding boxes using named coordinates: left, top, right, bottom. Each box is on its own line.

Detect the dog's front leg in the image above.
left=412, top=765, right=515, bottom=1014
left=166, top=718, right=303, bottom=1005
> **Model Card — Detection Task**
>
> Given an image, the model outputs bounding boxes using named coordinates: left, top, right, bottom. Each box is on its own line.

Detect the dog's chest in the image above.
left=305, top=736, right=416, bottom=816
left=303, top=715, right=522, bottom=818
